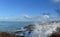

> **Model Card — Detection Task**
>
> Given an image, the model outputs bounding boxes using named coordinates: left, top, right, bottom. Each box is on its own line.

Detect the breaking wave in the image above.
left=29, top=21, right=60, bottom=37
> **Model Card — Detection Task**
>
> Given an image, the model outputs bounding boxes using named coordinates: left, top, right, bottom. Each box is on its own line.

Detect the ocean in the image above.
left=0, top=21, right=33, bottom=32
left=0, top=21, right=60, bottom=37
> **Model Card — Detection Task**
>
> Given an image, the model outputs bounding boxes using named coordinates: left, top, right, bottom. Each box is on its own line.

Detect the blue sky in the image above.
left=0, top=0, right=60, bottom=20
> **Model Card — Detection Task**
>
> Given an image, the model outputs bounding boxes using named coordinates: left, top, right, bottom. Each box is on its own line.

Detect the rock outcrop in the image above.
left=49, top=27, right=60, bottom=37
left=0, top=32, right=25, bottom=37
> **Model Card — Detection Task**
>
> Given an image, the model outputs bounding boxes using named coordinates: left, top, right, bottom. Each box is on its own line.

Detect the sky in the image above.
left=0, top=0, right=60, bottom=21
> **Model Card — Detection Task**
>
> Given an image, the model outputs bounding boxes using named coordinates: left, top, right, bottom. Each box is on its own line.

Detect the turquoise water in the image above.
left=0, top=21, right=33, bottom=32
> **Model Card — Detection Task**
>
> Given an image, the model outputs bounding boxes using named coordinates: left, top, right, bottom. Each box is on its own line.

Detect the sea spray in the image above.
left=29, top=22, right=60, bottom=37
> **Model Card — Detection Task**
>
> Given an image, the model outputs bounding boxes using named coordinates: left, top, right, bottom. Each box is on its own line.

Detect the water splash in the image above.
left=29, top=22, right=60, bottom=37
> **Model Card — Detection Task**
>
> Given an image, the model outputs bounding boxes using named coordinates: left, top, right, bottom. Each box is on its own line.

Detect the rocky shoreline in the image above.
left=0, top=32, right=25, bottom=37
left=1, top=30, right=60, bottom=37
left=0, top=21, right=60, bottom=37
left=14, top=21, right=60, bottom=37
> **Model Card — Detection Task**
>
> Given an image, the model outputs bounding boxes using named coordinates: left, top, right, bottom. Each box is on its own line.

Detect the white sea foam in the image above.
left=29, top=22, right=60, bottom=37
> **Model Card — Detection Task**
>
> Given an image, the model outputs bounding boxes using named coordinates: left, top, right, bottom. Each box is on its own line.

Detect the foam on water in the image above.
left=29, top=22, right=60, bottom=37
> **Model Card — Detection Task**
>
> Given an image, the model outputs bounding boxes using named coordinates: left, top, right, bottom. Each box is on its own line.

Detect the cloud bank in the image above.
left=0, top=15, right=49, bottom=21
left=0, top=14, right=58, bottom=22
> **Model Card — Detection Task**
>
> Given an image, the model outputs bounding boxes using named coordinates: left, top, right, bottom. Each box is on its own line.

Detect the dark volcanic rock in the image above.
left=0, top=32, right=25, bottom=37
left=49, top=27, right=60, bottom=37
left=24, top=25, right=35, bottom=33
left=49, top=32, right=60, bottom=37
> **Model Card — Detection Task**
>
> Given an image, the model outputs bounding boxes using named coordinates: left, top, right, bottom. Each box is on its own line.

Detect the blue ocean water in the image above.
left=0, top=21, right=33, bottom=32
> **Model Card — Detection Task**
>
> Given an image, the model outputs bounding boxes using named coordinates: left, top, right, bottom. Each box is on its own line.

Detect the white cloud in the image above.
left=43, top=15, right=50, bottom=19
left=23, top=14, right=32, bottom=19
left=19, top=14, right=32, bottom=21
left=0, top=14, right=57, bottom=22
left=53, top=0, right=60, bottom=3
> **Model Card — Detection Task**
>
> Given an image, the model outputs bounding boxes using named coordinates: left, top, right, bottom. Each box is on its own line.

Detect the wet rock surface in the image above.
left=49, top=27, right=60, bottom=37
left=0, top=32, right=25, bottom=37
